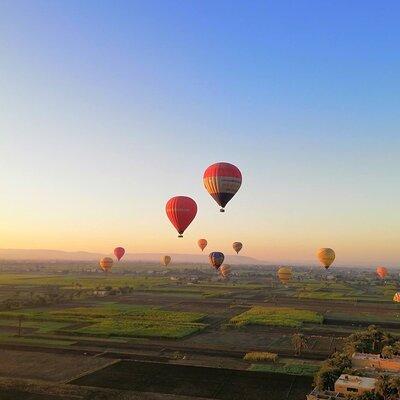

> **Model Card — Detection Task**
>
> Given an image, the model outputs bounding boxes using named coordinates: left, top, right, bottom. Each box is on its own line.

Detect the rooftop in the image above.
left=336, top=374, right=376, bottom=390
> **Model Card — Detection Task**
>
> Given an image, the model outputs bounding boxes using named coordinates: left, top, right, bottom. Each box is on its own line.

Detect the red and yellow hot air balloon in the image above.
left=99, top=257, right=113, bottom=273
left=198, top=239, right=207, bottom=252
left=203, top=162, right=242, bottom=212
left=233, top=242, right=243, bottom=254
left=166, top=196, right=197, bottom=237
left=220, top=264, right=231, bottom=279
left=393, top=292, right=400, bottom=303
left=161, top=255, right=171, bottom=267
left=376, top=266, right=388, bottom=279
left=209, top=252, right=224, bottom=270
left=316, top=248, right=335, bottom=270
left=114, top=247, right=125, bottom=261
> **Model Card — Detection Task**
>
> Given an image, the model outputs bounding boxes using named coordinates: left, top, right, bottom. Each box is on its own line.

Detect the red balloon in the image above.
left=114, top=247, right=125, bottom=261
left=166, top=196, right=197, bottom=237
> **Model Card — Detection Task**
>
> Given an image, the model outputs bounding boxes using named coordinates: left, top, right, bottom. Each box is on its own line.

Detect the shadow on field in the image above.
left=71, top=360, right=313, bottom=400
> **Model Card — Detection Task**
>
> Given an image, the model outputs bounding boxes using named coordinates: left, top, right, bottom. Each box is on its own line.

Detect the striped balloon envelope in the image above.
left=99, top=257, right=113, bottom=273
left=393, top=292, right=400, bottom=303
left=203, top=162, right=242, bottom=212
left=209, top=252, right=224, bottom=270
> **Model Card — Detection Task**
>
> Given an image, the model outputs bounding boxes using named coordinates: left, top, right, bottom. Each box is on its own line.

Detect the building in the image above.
left=93, top=290, right=109, bottom=297
left=334, top=374, right=376, bottom=396
left=352, top=352, right=400, bottom=372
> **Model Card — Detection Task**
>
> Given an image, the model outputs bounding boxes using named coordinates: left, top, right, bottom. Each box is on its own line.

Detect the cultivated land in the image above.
left=0, top=261, right=398, bottom=399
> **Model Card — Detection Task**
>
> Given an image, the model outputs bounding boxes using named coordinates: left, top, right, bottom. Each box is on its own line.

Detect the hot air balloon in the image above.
left=317, top=248, right=335, bottom=270
left=277, top=266, right=292, bottom=285
left=161, top=255, right=171, bottom=267
left=114, top=247, right=125, bottom=261
left=209, top=252, right=224, bottom=270
left=99, top=257, right=113, bottom=273
left=198, top=239, right=207, bottom=252
left=233, top=242, right=243, bottom=254
left=376, top=266, right=388, bottom=279
left=220, top=264, right=231, bottom=279
left=203, top=162, right=242, bottom=212
left=393, top=292, right=400, bottom=303
left=166, top=196, right=197, bottom=237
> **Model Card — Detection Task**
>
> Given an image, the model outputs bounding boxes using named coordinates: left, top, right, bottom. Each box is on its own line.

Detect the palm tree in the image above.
left=291, top=333, right=308, bottom=356
left=381, top=345, right=394, bottom=359
left=375, top=374, right=392, bottom=400
left=389, top=376, right=400, bottom=398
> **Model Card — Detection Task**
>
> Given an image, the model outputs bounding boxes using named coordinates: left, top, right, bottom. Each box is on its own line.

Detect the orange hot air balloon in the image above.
left=203, top=162, right=242, bottom=212
left=198, top=239, right=207, bottom=252
left=316, top=248, right=335, bottom=270
left=233, top=242, right=243, bottom=254
left=393, top=292, right=400, bottom=303
left=114, top=247, right=125, bottom=261
left=161, top=255, right=171, bottom=267
left=99, top=257, right=113, bottom=273
left=220, top=264, right=231, bottom=279
left=166, top=196, right=197, bottom=237
left=376, top=266, right=388, bottom=279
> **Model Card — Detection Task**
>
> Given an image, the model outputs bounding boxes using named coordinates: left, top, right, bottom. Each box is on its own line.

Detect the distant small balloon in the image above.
left=209, top=252, right=224, bottom=270
left=316, top=248, right=335, bottom=270
left=99, top=257, right=113, bottom=273
left=376, top=266, right=388, bottom=279
left=162, top=255, right=171, bottom=267
left=198, top=239, right=207, bottom=252
left=114, top=247, right=125, bottom=261
left=232, top=242, right=243, bottom=254
left=393, top=292, right=400, bottom=303
left=277, top=266, right=292, bottom=285
left=220, top=264, right=231, bottom=279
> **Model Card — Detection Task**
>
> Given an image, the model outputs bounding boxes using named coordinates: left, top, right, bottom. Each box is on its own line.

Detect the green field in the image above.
left=249, top=362, right=319, bottom=376
left=0, top=302, right=207, bottom=339
left=230, top=306, right=323, bottom=328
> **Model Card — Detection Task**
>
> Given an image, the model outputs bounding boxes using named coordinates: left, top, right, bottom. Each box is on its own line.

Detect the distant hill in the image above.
left=0, top=248, right=267, bottom=265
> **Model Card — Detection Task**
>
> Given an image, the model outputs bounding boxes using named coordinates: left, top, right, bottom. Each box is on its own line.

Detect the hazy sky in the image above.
left=0, top=1, right=399, bottom=266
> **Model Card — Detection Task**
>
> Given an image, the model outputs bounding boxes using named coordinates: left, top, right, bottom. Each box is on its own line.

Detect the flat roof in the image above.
left=352, top=352, right=381, bottom=360
left=336, top=374, right=376, bottom=390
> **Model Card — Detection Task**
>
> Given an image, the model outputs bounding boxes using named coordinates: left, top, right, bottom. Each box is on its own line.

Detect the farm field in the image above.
left=71, top=359, right=314, bottom=400
left=0, top=266, right=398, bottom=399
left=0, top=302, right=208, bottom=339
left=230, top=306, right=323, bottom=328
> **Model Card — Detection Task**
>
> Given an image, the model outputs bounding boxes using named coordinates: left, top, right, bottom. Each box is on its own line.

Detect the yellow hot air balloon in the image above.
left=161, top=255, right=171, bottom=267
left=393, top=292, right=400, bottom=303
left=99, top=257, right=113, bottom=273
left=232, top=242, right=243, bottom=254
left=317, top=248, right=335, bottom=270
left=277, top=266, right=292, bottom=285
left=198, top=239, right=207, bottom=252
left=220, top=264, right=231, bottom=279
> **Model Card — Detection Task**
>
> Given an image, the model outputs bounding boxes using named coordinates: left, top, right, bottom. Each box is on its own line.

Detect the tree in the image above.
left=389, top=375, right=400, bottom=398
left=291, top=333, right=308, bottom=356
left=375, top=374, right=393, bottom=400
left=381, top=345, right=394, bottom=359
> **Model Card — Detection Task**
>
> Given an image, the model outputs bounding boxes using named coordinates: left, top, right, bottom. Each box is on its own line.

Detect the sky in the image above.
left=0, top=0, right=399, bottom=266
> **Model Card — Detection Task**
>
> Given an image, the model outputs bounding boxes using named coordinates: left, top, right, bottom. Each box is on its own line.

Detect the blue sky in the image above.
left=0, top=1, right=399, bottom=266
